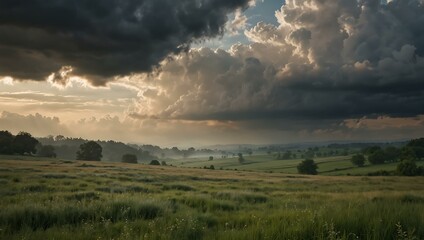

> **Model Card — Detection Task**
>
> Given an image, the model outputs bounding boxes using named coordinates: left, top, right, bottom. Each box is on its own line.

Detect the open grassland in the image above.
left=0, top=158, right=424, bottom=239
left=173, top=155, right=351, bottom=173
left=174, top=154, right=424, bottom=175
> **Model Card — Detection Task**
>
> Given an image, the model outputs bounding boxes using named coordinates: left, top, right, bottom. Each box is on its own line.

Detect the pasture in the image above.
left=173, top=154, right=424, bottom=176
left=0, top=158, right=423, bottom=239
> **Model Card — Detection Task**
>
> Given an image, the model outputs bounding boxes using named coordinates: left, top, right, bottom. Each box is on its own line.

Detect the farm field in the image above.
left=172, top=154, right=424, bottom=176
left=0, top=158, right=423, bottom=239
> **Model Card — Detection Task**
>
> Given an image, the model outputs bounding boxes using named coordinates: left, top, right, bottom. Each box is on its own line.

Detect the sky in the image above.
left=1, top=0, right=424, bottom=147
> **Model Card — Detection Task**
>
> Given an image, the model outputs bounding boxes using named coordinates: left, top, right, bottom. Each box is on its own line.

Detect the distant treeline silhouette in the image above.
left=38, top=135, right=157, bottom=162
left=0, top=131, right=39, bottom=155
left=1, top=130, right=219, bottom=162
left=38, top=135, right=219, bottom=161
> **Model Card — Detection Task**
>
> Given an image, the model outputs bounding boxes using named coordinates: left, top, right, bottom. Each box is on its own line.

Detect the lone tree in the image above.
left=297, top=159, right=318, bottom=175
left=12, top=132, right=39, bottom=155
left=351, top=154, right=366, bottom=167
left=368, top=150, right=386, bottom=165
left=0, top=130, right=14, bottom=154
left=76, top=141, right=102, bottom=161
left=122, top=154, right=138, bottom=164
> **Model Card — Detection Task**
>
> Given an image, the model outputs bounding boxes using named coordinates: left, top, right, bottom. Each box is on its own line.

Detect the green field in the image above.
left=0, top=158, right=423, bottom=239
left=172, top=154, right=424, bottom=176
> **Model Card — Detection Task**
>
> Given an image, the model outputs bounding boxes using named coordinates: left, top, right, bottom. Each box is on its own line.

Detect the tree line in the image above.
left=0, top=131, right=41, bottom=156
left=76, top=142, right=166, bottom=166
left=38, top=136, right=157, bottom=162
left=350, top=138, right=424, bottom=176
left=296, top=138, right=424, bottom=176
left=0, top=130, right=163, bottom=164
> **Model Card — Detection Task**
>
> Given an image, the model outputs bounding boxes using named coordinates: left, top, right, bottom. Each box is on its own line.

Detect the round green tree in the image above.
left=297, top=159, right=318, bottom=175
left=76, top=141, right=102, bottom=161
left=368, top=150, right=386, bottom=165
left=12, top=132, right=39, bottom=155
left=351, top=154, right=366, bottom=167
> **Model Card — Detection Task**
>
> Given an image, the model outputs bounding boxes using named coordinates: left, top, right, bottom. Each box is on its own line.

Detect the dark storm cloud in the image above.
left=133, top=0, right=424, bottom=122
left=0, top=0, right=251, bottom=85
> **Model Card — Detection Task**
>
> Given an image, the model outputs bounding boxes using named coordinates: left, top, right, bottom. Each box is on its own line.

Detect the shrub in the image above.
left=397, top=159, right=419, bottom=176
left=149, top=160, right=161, bottom=165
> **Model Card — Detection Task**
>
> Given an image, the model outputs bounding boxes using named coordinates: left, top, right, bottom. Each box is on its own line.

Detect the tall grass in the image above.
left=0, top=158, right=423, bottom=239
left=0, top=200, right=167, bottom=233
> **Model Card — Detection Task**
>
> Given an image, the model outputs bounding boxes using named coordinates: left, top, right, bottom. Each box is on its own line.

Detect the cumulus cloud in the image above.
left=227, top=10, right=249, bottom=35
left=2, top=111, right=424, bottom=146
left=0, top=111, right=265, bottom=146
left=1, top=0, right=424, bottom=145
left=0, top=0, right=251, bottom=85
left=0, top=111, right=69, bottom=136
left=127, top=0, right=424, bottom=123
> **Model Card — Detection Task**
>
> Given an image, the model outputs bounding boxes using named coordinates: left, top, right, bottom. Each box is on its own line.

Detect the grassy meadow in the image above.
left=0, top=157, right=423, bottom=239
left=173, top=154, right=424, bottom=176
